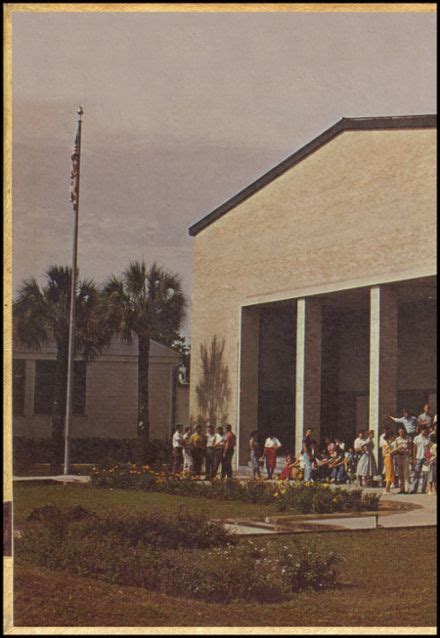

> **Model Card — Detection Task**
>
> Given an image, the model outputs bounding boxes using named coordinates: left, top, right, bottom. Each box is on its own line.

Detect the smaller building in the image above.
left=13, top=333, right=189, bottom=441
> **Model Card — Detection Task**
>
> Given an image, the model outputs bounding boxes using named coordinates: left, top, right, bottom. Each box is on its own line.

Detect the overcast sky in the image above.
left=11, top=10, right=436, bottom=338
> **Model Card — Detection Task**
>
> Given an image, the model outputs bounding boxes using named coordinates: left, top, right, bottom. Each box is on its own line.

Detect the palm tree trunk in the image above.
left=51, top=346, right=68, bottom=473
left=137, top=335, right=150, bottom=465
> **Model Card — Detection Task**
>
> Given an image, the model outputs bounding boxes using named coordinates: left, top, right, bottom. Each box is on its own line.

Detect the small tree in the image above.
left=102, top=260, right=186, bottom=463
left=195, top=336, right=231, bottom=426
left=13, top=266, right=110, bottom=471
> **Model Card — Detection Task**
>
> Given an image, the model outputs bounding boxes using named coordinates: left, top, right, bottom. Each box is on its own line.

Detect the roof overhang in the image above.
left=188, top=114, right=437, bottom=237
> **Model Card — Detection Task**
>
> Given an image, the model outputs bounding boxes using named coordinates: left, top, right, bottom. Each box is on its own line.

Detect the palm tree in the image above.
left=13, top=265, right=110, bottom=471
left=102, top=260, right=186, bottom=462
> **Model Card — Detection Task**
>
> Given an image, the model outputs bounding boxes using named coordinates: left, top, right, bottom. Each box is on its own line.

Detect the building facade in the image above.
left=188, top=115, right=437, bottom=467
left=13, top=334, right=189, bottom=441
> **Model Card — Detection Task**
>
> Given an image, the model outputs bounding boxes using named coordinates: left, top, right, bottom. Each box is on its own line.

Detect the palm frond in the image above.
left=124, top=260, right=147, bottom=298
left=13, top=278, right=50, bottom=348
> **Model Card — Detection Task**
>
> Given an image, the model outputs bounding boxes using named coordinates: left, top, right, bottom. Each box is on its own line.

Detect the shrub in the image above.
left=277, top=542, right=340, bottom=592
left=21, top=506, right=233, bottom=551
left=13, top=437, right=172, bottom=473
left=90, top=466, right=381, bottom=514
left=76, top=508, right=234, bottom=550
left=26, top=504, right=97, bottom=523
left=274, top=483, right=380, bottom=514
left=16, top=516, right=341, bottom=604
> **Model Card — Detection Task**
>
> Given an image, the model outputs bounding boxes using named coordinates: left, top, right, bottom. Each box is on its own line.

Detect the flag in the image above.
left=69, top=107, right=82, bottom=209
left=69, top=127, right=80, bottom=209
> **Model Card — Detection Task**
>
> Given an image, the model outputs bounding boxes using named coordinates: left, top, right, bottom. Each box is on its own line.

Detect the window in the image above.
left=34, top=360, right=87, bottom=415
left=13, top=359, right=26, bottom=416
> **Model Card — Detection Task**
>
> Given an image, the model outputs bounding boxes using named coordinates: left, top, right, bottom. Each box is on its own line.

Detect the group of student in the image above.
left=171, top=422, right=237, bottom=480
left=381, top=404, right=437, bottom=494
left=251, top=404, right=437, bottom=495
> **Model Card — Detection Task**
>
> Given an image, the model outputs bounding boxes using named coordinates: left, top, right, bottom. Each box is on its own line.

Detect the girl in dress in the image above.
left=356, top=430, right=378, bottom=487
left=354, top=430, right=365, bottom=486
left=262, top=433, right=282, bottom=479
left=427, top=436, right=437, bottom=495
left=381, top=431, right=397, bottom=494
left=278, top=452, right=297, bottom=480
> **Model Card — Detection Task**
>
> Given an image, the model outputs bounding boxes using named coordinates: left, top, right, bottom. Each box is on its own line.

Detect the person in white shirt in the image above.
left=182, top=426, right=193, bottom=475
left=387, top=409, right=417, bottom=439
left=410, top=428, right=430, bottom=494
left=172, top=424, right=184, bottom=473
left=417, top=404, right=433, bottom=430
left=205, top=424, right=217, bottom=479
left=211, top=426, right=226, bottom=479
left=393, top=426, right=412, bottom=494
left=262, top=434, right=282, bottom=479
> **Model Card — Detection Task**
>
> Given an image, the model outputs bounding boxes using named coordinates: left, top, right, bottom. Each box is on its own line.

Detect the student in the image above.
left=328, top=445, right=347, bottom=484
left=221, top=424, right=236, bottom=480
left=411, top=428, right=430, bottom=494
left=211, top=426, right=225, bottom=478
left=263, top=433, right=282, bottom=479
left=379, top=424, right=394, bottom=486
left=354, top=430, right=367, bottom=486
left=249, top=431, right=261, bottom=479
left=427, top=435, right=437, bottom=495
left=182, top=426, right=193, bottom=475
left=417, top=404, right=433, bottom=430
left=302, top=428, right=317, bottom=483
left=356, top=430, right=378, bottom=487
left=278, top=452, right=295, bottom=481
left=344, top=447, right=357, bottom=484
left=171, top=423, right=184, bottom=473
left=381, top=431, right=398, bottom=494
left=393, top=426, right=412, bottom=494
left=315, top=448, right=331, bottom=482
left=387, top=408, right=417, bottom=439
left=205, top=424, right=217, bottom=479
left=190, top=424, right=206, bottom=477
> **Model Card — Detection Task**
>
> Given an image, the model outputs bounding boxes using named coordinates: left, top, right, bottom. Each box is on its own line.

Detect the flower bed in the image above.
left=90, top=465, right=380, bottom=514
left=16, top=506, right=342, bottom=604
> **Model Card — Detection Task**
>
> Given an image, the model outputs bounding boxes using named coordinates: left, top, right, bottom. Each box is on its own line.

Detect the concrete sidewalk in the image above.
left=13, top=475, right=91, bottom=483
left=375, top=492, right=437, bottom=528
left=224, top=491, right=436, bottom=535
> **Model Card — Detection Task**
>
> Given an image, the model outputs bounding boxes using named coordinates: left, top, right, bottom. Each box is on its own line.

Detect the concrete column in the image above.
left=24, top=359, right=35, bottom=417
left=369, top=286, right=398, bottom=463
left=295, top=298, right=322, bottom=454
left=238, top=306, right=260, bottom=466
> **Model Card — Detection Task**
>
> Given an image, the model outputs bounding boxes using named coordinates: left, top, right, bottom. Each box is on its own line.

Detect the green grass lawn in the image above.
left=13, top=483, right=279, bottom=524
left=13, top=527, right=436, bottom=627
left=12, top=484, right=437, bottom=628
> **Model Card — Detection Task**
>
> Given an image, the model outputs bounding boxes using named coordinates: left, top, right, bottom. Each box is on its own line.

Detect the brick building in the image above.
left=188, top=114, right=437, bottom=468
left=13, top=333, right=189, bottom=442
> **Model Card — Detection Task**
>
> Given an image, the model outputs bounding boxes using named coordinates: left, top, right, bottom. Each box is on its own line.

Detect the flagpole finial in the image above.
left=77, top=106, right=83, bottom=119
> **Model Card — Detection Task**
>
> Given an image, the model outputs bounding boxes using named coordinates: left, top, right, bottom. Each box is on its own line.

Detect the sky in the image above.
left=11, top=9, right=436, bottom=338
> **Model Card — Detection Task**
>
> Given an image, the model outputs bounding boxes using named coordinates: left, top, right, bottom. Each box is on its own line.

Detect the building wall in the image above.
left=175, top=384, right=190, bottom=426
left=13, top=341, right=189, bottom=439
left=398, top=303, right=437, bottom=391
left=190, top=128, right=436, bottom=450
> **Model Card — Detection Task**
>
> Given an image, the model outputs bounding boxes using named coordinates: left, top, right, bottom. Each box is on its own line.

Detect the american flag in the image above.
left=69, top=107, right=82, bottom=209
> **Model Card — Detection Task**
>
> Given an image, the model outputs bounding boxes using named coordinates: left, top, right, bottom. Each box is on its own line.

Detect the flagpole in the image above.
left=64, top=106, right=83, bottom=476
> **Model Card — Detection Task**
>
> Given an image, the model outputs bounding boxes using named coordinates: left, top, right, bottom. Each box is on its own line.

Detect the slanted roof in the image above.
left=188, top=114, right=437, bottom=237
